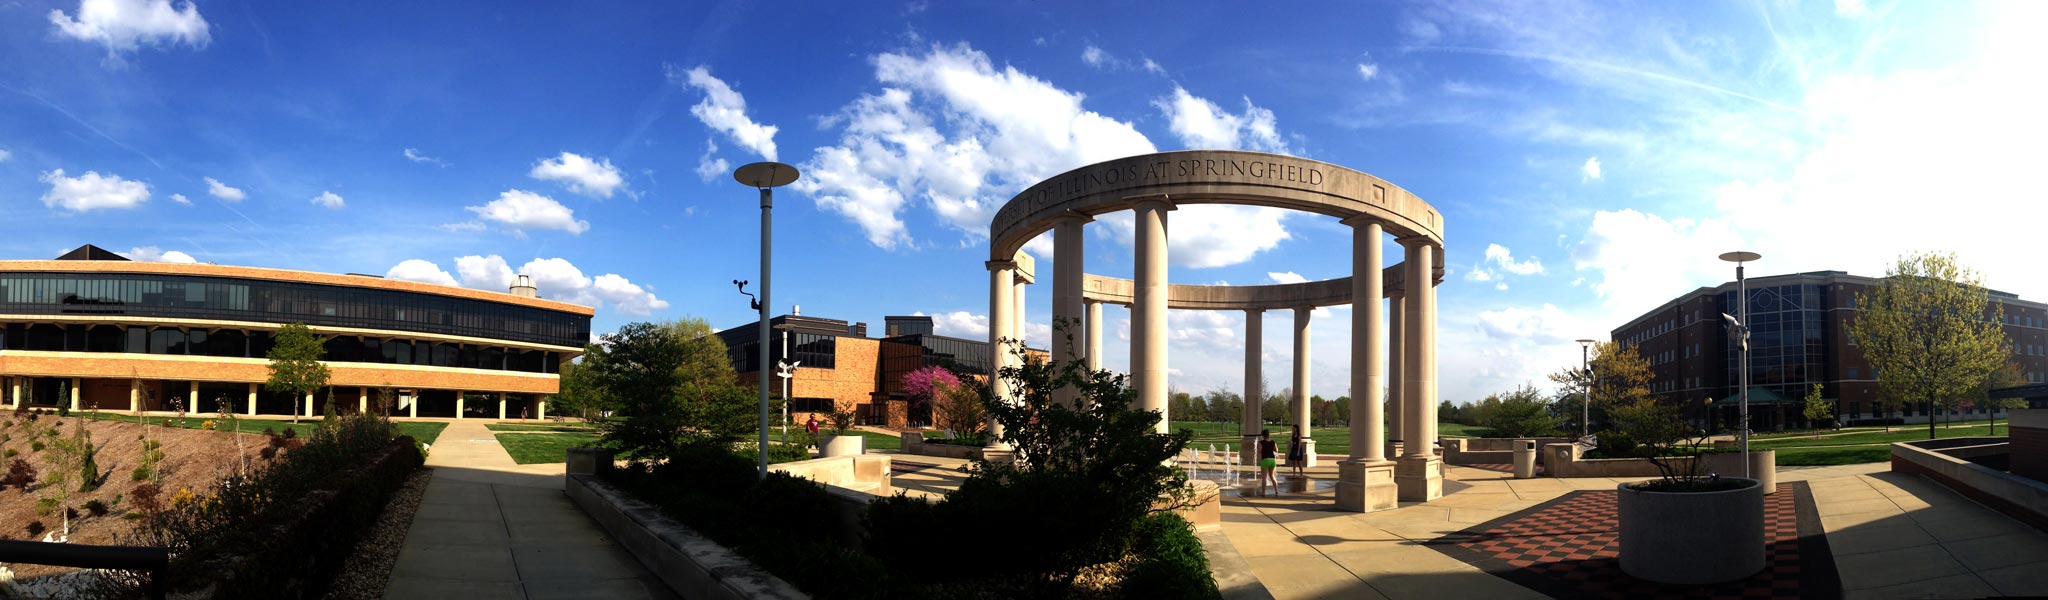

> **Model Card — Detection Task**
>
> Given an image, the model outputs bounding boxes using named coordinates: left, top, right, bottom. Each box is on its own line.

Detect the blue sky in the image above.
left=3, top=0, right=2044, bottom=404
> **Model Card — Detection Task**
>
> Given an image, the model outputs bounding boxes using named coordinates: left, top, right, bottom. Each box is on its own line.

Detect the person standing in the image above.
left=1256, top=429, right=1279, bottom=495
left=1288, top=425, right=1309, bottom=477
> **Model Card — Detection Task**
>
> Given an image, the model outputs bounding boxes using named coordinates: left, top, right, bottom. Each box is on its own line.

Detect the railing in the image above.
left=0, top=540, right=169, bottom=599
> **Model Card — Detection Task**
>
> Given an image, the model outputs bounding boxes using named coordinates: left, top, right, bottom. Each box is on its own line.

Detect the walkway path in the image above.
left=383, top=421, right=674, bottom=600
left=1809, top=468, right=2048, bottom=598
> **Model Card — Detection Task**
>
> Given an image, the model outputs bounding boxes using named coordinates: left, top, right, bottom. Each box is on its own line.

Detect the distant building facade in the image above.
left=715, top=313, right=1034, bottom=428
left=1611, top=270, right=2048, bottom=431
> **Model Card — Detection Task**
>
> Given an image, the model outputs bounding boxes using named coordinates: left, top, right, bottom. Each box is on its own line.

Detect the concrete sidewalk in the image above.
left=383, top=421, right=674, bottom=600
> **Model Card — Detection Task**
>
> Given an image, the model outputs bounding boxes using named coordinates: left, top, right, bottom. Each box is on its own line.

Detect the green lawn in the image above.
left=485, top=422, right=602, bottom=433
left=1775, top=445, right=1892, bottom=466
left=496, top=432, right=602, bottom=464
left=1751, top=423, right=2008, bottom=451
left=396, top=422, right=449, bottom=446
left=1753, top=418, right=2006, bottom=441
left=1438, top=422, right=1498, bottom=438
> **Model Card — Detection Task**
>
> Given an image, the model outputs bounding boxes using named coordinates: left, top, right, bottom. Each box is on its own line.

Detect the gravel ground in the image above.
left=318, top=468, right=432, bottom=600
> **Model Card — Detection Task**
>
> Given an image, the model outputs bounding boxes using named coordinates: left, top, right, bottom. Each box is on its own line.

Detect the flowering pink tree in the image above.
left=902, top=365, right=959, bottom=403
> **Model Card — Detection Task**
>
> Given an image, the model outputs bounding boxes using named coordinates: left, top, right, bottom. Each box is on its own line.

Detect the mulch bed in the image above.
left=1425, top=481, right=1840, bottom=600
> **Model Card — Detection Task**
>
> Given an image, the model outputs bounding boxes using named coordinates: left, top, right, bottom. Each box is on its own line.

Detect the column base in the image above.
left=1293, top=439, right=1318, bottom=468
left=1335, top=459, right=1399, bottom=512
left=978, top=447, right=1018, bottom=465
left=1240, top=435, right=1263, bottom=466
left=1396, top=454, right=1443, bottom=502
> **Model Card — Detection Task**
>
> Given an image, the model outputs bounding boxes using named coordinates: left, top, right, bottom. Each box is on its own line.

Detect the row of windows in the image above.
left=0, top=273, right=589, bottom=347
left=725, top=332, right=841, bottom=374
left=0, top=322, right=561, bottom=374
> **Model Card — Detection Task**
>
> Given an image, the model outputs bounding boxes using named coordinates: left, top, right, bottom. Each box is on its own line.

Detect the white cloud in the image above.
left=466, top=189, right=590, bottom=235
left=438, top=221, right=486, bottom=233
left=695, top=139, right=730, bottom=182
left=385, top=259, right=457, bottom=286
left=591, top=274, right=668, bottom=316
left=670, top=65, right=778, bottom=161
left=926, top=310, right=990, bottom=339
left=203, top=176, right=244, bottom=201
left=1835, top=0, right=1869, bottom=18
left=454, top=255, right=515, bottom=290
left=1094, top=204, right=1293, bottom=269
left=1080, top=45, right=1164, bottom=74
left=1081, top=45, right=1110, bottom=68
left=1357, top=62, right=1380, bottom=81
left=793, top=43, right=1156, bottom=249
left=169, top=193, right=189, bottom=205
left=1267, top=271, right=1309, bottom=285
left=1581, top=156, right=1602, bottom=180
left=39, top=169, right=148, bottom=212
left=1485, top=243, right=1546, bottom=275
left=0, top=149, right=10, bottom=162
left=48, top=0, right=210, bottom=60
left=529, top=152, right=625, bottom=199
left=1495, top=282, right=1509, bottom=291
left=309, top=191, right=344, bottom=209
left=122, top=246, right=194, bottom=263
left=403, top=148, right=448, bottom=167
left=1464, top=268, right=1495, bottom=282
left=1142, top=58, right=1165, bottom=75
left=1153, top=86, right=1293, bottom=154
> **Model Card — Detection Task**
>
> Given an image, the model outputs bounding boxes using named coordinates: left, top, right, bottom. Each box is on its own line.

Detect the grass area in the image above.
left=396, top=422, right=449, bottom=446
left=70, top=411, right=447, bottom=447
left=1438, top=422, right=1498, bottom=438
left=496, top=432, right=601, bottom=464
left=847, top=429, right=901, bottom=451
left=1751, top=422, right=2008, bottom=450
left=485, top=422, right=601, bottom=433
left=1775, top=445, right=1892, bottom=466
left=1753, top=418, right=2007, bottom=441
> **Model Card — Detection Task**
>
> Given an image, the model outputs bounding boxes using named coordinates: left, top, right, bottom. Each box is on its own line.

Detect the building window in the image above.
left=1848, top=367, right=1858, bottom=379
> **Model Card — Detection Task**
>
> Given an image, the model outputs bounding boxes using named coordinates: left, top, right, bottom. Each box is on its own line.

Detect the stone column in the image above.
left=1241, top=309, right=1263, bottom=465
left=408, top=392, right=417, bottom=418
left=304, top=393, right=315, bottom=418
left=246, top=382, right=257, bottom=416
left=986, top=259, right=1017, bottom=450
left=1337, top=218, right=1397, bottom=512
left=130, top=379, right=141, bottom=414
left=1052, top=216, right=1088, bottom=406
left=1291, top=307, right=1316, bottom=467
left=455, top=392, right=466, bottom=419
left=189, top=385, right=198, bottom=415
left=537, top=400, right=548, bottom=420
left=1397, top=239, right=1443, bottom=502
left=1084, top=301, right=1103, bottom=372
left=1133, top=198, right=1174, bottom=432
left=1388, top=294, right=1406, bottom=460
left=498, top=393, right=508, bottom=420
left=70, top=378, right=80, bottom=412
left=359, top=387, right=369, bottom=415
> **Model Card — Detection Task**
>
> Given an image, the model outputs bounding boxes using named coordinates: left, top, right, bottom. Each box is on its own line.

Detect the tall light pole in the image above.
left=1576, top=338, right=1596, bottom=438
left=736, top=162, right=800, bottom=480
left=1719, top=250, right=1762, bottom=480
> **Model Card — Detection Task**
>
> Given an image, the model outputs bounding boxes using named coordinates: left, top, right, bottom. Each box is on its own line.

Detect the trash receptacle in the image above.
left=1512, top=440, right=1537, bottom=479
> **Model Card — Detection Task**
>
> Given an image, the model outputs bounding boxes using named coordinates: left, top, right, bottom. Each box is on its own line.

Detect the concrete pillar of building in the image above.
left=498, top=393, right=508, bottom=420
left=1397, top=239, right=1442, bottom=503
left=359, top=387, right=369, bottom=415
left=455, top=392, right=466, bottom=419
left=1084, top=301, right=1103, bottom=373
left=408, top=392, right=417, bottom=419
left=1241, top=308, right=1264, bottom=465
left=70, top=378, right=80, bottom=412
left=1052, top=217, right=1088, bottom=406
left=1291, top=307, right=1316, bottom=467
left=6, top=377, right=16, bottom=409
left=1337, top=217, right=1397, bottom=512
left=986, top=259, right=1017, bottom=450
left=1133, top=198, right=1173, bottom=432
left=189, top=385, right=198, bottom=415
left=246, top=383, right=257, bottom=416
left=537, top=400, right=548, bottom=420
left=1387, top=294, right=1406, bottom=460
left=129, top=379, right=141, bottom=414
left=304, top=393, right=314, bottom=418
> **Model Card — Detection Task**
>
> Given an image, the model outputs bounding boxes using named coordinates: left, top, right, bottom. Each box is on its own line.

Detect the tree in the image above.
left=589, top=322, right=691, bottom=462
left=1477, top=385, right=1559, bottom=438
left=1333, top=396, right=1351, bottom=425
left=660, top=317, right=735, bottom=388
left=265, top=323, right=330, bottom=425
left=930, top=376, right=986, bottom=436
left=1801, top=384, right=1833, bottom=439
left=550, top=354, right=612, bottom=422
left=1976, top=359, right=2028, bottom=435
left=1547, top=341, right=1653, bottom=434
left=1260, top=391, right=1288, bottom=425
left=1847, top=252, right=2012, bottom=440
left=1202, top=389, right=1243, bottom=425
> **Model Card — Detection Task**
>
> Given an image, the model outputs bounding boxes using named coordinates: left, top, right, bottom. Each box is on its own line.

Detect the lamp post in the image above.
left=736, top=162, right=800, bottom=480
left=1719, top=250, right=1762, bottom=479
left=1576, top=338, right=1596, bottom=438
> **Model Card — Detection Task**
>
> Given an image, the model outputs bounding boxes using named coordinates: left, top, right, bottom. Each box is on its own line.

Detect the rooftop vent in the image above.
left=510, top=274, right=537, bottom=298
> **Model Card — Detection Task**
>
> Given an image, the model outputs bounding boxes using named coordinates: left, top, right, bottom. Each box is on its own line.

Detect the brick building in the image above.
left=1611, top=270, right=2048, bottom=431
left=715, top=314, right=1036, bottom=428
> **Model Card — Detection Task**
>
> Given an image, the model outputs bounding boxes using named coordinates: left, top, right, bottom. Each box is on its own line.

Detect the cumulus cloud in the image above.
left=48, top=0, right=210, bottom=61
left=123, top=246, right=195, bottom=263
left=203, top=176, right=244, bottom=201
left=1154, top=86, right=1293, bottom=154
left=466, top=189, right=590, bottom=235
left=694, top=139, right=730, bottom=182
left=309, top=191, right=344, bottom=209
left=39, top=169, right=148, bottom=212
left=1094, top=204, right=1293, bottom=269
left=1582, top=156, right=1602, bottom=180
left=403, top=148, right=448, bottom=167
left=385, top=259, right=457, bottom=286
left=1080, top=45, right=1164, bottom=74
left=925, top=310, right=990, bottom=339
left=670, top=65, right=778, bottom=161
left=1081, top=45, right=1110, bottom=68
left=169, top=193, right=189, bottom=205
left=529, top=152, right=625, bottom=199
left=793, top=43, right=1156, bottom=249
left=1357, top=62, right=1380, bottom=81
left=392, top=255, right=670, bottom=317
left=1267, top=271, right=1309, bottom=285
left=1485, top=243, right=1545, bottom=275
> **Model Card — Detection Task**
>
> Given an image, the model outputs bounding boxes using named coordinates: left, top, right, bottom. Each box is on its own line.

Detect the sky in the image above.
left=3, top=0, right=2046, bottom=405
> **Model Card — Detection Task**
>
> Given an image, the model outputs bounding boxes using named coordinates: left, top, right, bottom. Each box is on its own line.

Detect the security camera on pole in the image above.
left=1719, top=250, right=1762, bottom=480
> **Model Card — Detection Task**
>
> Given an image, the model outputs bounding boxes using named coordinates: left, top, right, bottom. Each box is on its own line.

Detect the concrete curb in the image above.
left=566, top=474, right=808, bottom=600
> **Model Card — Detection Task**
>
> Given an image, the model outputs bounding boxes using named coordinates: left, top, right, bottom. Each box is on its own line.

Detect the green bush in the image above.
left=1122, top=512, right=1220, bottom=599
left=131, top=465, right=152, bottom=482
left=34, top=496, right=59, bottom=516
left=30, top=440, right=44, bottom=453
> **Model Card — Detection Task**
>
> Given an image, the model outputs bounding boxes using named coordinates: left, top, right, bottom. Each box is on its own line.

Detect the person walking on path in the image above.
left=1288, top=425, right=1309, bottom=477
left=1257, top=429, right=1279, bottom=495
left=805, top=415, right=820, bottom=447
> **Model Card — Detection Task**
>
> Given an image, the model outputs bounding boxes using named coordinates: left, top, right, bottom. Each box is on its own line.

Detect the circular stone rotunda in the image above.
left=983, top=149, right=1448, bottom=511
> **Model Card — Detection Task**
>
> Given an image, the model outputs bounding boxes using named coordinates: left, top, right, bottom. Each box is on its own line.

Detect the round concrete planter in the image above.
left=1700, top=450, right=1776, bottom=494
left=1617, top=477, right=1764, bottom=585
left=820, top=433, right=865, bottom=457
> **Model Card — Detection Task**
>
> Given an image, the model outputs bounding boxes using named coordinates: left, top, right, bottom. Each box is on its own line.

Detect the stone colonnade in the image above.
left=0, top=376, right=545, bottom=420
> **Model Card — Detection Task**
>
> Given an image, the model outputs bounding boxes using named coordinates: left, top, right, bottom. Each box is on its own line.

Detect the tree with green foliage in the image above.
left=265, top=323, right=330, bottom=425
left=549, top=354, right=611, bottom=422
left=589, top=320, right=751, bottom=463
left=1976, top=359, right=2028, bottom=435
left=1548, top=341, right=1653, bottom=434
left=1202, top=389, right=1243, bottom=425
left=1802, top=384, right=1833, bottom=439
left=1260, top=390, right=1287, bottom=425
left=1847, top=252, right=2012, bottom=440
left=660, top=317, right=736, bottom=388
left=1475, top=384, right=1559, bottom=438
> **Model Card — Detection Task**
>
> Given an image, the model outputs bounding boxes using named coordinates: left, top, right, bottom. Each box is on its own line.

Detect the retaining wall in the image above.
left=566, top=474, right=809, bottom=600
left=1891, top=438, right=2048, bottom=532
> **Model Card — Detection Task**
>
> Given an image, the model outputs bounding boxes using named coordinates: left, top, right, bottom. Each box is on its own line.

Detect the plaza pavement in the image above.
left=383, top=420, right=675, bottom=600
left=887, top=449, right=2048, bottom=599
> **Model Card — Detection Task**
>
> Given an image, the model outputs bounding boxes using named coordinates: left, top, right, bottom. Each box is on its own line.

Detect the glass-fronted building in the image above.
left=0, top=246, right=593, bottom=419
left=715, top=313, right=1039, bottom=428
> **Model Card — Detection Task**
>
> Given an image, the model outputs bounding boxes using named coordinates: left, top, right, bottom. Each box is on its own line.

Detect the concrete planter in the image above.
left=1700, top=450, right=1776, bottom=494
left=1618, top=477, right=1764, bottom=585
left=820, top=433, right=865, bottom=457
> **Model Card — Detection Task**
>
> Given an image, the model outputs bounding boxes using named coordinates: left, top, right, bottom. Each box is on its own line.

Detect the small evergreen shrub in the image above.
left=1121, top=512, right=1220, bottom=599
left=131, top=465, right=153, bottom=482
left=25, top=521, right=44, bottom=537
left=85, top=499, right=108, bottom=516
left=30, top=441, right=44, bottom=453
left=34, top=497, right=60, bottom=516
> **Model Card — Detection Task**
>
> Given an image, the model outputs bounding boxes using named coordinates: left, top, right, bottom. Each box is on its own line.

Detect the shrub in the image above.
left=34, top=497, right=60, bottom=516
left=3, top=449, right=14, bottom=459
left=200, top=420, right=216, bottom=431
left=30, top=441, right=44, bottom=453
left=78, top=439, right=99, bottom=493
left=4, top=457, right=36, bottom=492
left=1122, top=512, right=1221, bottom=599
left=57, top=405, right=70, bottom=418
left=25, top=521, right=44, bottom=537
left=85, top=499, right=108, bottom=516
left=130, top=483, right=163, bottom=513
left=132, top=465, right=152, bottom=482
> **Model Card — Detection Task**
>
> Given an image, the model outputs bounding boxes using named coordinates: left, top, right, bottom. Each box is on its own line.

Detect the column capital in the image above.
left=985, top=259, right=1019, bottom=271
left=1052, top=211, right=1096, bottom=225
left=1395, top=235, right=1438, bottom=249
left=1294, top=306, right=1315, bottom=317
left=1244, top=307, right=1264, bottom=316
left=1128, top=194, right=1177, bottom=212
left=1339, top=214, right=1392, bottom=228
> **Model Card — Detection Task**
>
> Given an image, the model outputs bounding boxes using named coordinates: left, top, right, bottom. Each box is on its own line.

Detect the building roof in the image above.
left=55, top=244, right=129, bottom=261
left=0, top=254, right=594, bottom=316
left=1991, top=383, right=2048, bottom=400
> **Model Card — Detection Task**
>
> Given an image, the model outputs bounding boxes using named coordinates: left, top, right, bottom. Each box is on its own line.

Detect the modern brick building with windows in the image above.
left=1611, top=270, right=2048, bottom=431
left=715, top=313, right=1033, bottom=428
left=0, top=245, right=592, bottom=420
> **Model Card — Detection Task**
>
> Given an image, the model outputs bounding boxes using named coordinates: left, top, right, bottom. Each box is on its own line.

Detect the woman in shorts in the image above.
left=1257, top=429, right=1279, bottom=495
left=1288, top=425, right=1309, bottom=477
